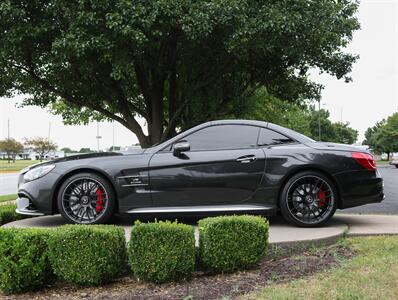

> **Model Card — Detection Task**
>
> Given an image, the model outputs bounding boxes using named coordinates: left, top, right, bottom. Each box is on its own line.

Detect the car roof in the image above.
left=147, top=119, right=312, bottom=153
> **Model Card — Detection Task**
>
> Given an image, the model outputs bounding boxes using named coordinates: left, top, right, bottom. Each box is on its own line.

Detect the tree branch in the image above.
left=12, top=62, right=148, bottom=146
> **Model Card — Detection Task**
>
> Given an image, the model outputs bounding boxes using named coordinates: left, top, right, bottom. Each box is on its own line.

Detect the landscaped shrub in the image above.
left=0, top=228, right=52, bottom=294
left=199, top=215, right=269, bottom=273
left=129, top=220, right=195, bottom=283
left=0, top=204, right=24, bottom=225
left=47, top=225, right=127, bottom=285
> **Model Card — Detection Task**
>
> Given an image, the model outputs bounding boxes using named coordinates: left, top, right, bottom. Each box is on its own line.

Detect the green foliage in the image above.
left=199, top=215, right=269, bottom=273
left=47, top=225, right=127, bottom=286
left=308, top=109, right=358, bottom=143
left=365, top=113, right=398, bottom=156
left=363, top=120, right=385, bottom=152
left=0, top=194, right=16, bottom=203
left=0, top=204, right=24, bottom=225
left=0, top=138, right=23, bottom=162
left=79, top=148, right=93, bottom=153
left=0, top=0, right=360, bottom=146
left=244, top=88, right=358, bottom=144
left=60, top=147, right=75, bottom=153
left=242, top=88, right=312, bottom=136
left=129, top=220, right=195, bottom=283
left=0, top=228, right=52, bottom=294
left=24, top=137, right=57, bottom=161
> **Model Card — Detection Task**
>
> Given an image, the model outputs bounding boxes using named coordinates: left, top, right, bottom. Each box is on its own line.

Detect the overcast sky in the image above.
left=1, top=0, right=397, bottom=150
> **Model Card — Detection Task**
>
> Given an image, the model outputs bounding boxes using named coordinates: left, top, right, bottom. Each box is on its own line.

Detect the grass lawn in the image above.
left=0, top=160, right=40, bottom=172
left=0, top=194, right=17, bottom=203
left=245, top=236, right=398, bottom=300
left=376, top=160, right=390, bottom=164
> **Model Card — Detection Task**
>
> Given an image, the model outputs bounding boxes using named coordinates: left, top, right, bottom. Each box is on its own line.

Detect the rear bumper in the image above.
left=333, top=170, right=384, bottom=209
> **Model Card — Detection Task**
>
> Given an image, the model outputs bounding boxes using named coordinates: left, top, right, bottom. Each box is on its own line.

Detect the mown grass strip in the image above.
left=245, top=236, right=398, bottom=300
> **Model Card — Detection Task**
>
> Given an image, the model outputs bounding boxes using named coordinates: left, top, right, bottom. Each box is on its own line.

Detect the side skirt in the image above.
left=126, top=204, right=275, bottom=214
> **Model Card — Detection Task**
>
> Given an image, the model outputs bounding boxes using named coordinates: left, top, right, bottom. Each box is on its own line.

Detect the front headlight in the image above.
left=23, top=164, right=55, bottom=182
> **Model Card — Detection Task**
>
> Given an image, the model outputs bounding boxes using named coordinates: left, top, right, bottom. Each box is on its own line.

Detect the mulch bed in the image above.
left=3, top=243, right=355, bottom=300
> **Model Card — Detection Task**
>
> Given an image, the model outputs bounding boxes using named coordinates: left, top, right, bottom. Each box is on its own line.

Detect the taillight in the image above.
left=351, top=152, right=376, bottom=171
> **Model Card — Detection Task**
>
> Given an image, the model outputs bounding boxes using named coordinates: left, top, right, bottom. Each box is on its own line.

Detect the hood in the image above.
left=51, top=152, right=124, bottom=163
left=305, top=142, right=369, bottom=153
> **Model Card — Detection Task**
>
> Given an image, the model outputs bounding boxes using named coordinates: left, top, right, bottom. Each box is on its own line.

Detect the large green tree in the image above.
left=308, top=109, right=358, bottom=144
left=363, top=120, right=386, bottom=153
left=0, top=0, right=359, bottom=147
left=242, top=87, right=312, bottom=136
left=365, top=113, right=398, bottom=159
left=243, top=89, right=358, bottom=144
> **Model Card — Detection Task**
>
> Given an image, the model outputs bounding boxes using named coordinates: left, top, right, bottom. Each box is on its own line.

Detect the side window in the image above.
left=183, top=125, right=259, bottom=151
left=257, top=128, right=294, bottom=146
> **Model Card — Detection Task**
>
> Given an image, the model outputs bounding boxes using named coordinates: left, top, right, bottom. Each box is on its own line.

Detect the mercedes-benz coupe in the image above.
left=16, top=120, right=384, bottom=227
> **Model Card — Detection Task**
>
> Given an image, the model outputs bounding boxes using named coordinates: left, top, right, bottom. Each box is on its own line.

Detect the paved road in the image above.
left=1, top=164, right=396, bottom=213
left=0, top=172, right=19, bottom=195
left=341, top=164, right=398, bottom=214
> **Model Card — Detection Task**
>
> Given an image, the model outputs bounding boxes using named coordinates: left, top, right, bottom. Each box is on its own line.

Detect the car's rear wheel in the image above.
left=279, top=171, right=337, bottom=227
left=57, top=172, right=115, bottom=224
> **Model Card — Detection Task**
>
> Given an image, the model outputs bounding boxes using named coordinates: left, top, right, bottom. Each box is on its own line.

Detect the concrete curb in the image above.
left=2, top=215, right=352, bottom=246
left=2, top=214, right=397, bottom=246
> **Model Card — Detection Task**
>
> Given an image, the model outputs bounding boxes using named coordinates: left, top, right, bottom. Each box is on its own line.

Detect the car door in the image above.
left=148, top=124, right=266, bottom=207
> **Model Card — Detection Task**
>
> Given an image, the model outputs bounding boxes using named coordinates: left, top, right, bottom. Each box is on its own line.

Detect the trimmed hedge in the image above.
left=129, top=220, right=195, bottom=283
left=0, top=228, right=52, bottom=294
left=0, top=204, right=24, bottom=225
left=199, top=215, right=269, bottom=273
left=47, top=225, right=127, bottom=286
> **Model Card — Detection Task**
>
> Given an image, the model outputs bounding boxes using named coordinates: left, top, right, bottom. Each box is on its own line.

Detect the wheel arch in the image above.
left=276, top=165, right=342, bottom=209
left=51, top=168, right=119, bottom=214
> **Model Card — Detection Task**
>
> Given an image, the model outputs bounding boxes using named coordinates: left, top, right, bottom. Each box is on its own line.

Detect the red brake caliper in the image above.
left=317, top=188, right=327, bottom=207
left=95, top=188, right=105, bottom=213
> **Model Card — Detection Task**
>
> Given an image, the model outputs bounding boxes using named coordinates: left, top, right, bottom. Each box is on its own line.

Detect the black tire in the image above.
left=279, top=171, right=337, bottom=227
left=395, top=165, right=398, bottom=168
left=57, top=172, right=115, bottom=224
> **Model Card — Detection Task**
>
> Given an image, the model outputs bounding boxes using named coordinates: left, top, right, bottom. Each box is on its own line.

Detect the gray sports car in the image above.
left=16, top=120, right=384, bottom=227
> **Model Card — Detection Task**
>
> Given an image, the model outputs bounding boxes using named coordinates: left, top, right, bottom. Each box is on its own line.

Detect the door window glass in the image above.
left=183, top=125, right=259, bottom=151
left=257, top=128, right=294, bottom=146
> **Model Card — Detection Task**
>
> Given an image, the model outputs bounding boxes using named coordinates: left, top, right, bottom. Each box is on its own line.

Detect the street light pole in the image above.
left=318, top=99, right=321, bottom=141
left=112, top=121, right=115, bottom=151
left=96, top=122, right=102, bottom=152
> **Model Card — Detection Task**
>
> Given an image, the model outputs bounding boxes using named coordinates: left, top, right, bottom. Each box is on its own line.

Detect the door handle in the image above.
left=236, top=155, right=257, bottom=163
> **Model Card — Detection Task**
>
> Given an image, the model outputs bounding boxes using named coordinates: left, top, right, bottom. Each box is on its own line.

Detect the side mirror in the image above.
left=173, top=141, right=190, bottom=156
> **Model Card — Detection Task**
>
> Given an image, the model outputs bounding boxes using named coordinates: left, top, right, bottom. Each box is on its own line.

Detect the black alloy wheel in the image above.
left=280, top=171, right=337, bottom=227
left=57, top=172, right=115, bottom=224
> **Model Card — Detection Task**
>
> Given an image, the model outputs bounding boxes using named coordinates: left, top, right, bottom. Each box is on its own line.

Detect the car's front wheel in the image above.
left=57, top=172, right=115, bottom=224
left=279, top=171, right=337, bottom=227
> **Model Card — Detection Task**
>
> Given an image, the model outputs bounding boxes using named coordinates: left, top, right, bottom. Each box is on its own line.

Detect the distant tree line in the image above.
left=363, top=113, right=398, bottom=159
left=241, top=88, right=358, bottom=144
left=0, top=137, right=57, bottom=162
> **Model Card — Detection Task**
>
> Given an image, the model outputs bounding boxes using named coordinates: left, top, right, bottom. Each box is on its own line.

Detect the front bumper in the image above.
left=16, top=196, right=45, bottom=216
left=15, top=171, right=61, bottom=216
left=389, top=160, right=398, bottom=166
